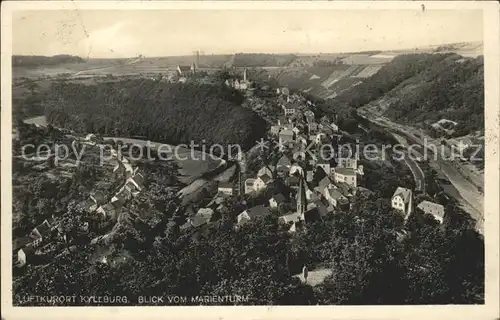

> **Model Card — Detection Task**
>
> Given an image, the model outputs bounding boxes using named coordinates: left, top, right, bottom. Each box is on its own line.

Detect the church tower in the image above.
left=243, top=68, right=247, bottom=82
left=296, top=177, right=307, bottom=218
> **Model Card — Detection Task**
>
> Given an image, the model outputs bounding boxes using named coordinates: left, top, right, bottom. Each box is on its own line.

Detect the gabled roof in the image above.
left=271, top=193, right=286, bottom=204
left=280, top=212, right=301, bottom=224
left=392, top=187, right=412, bottom=203
left=177, top=65, right=192, bottom=71
left=258, top=174, right=272, bottom=184
left=245, top=178, right=256, bottom=186
left=317, top=176, right=331, bottom=192
left=32, top=220, right=51, bottom=239
left=418, top=201, right=445, bottom=218
left=327, top=188, right=347, bottom=201
left=190, top=208, right=214, bottom=227
left=303, top=207, right=322, bottom=223
left=334, top=167, right=356, bottom=176
left=277, top=155, right=292, bottom=167
left=132, top=172, right=145, bottom=186
left=13, top=236, right=31, bottom=251
left=279, top=129, right=294, bottom=137
left=242, top=205, right=271, bottom=219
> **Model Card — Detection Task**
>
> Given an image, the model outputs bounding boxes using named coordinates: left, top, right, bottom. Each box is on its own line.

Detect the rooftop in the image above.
left=334, top=167, right=357, bottom=176
left=243, top=205, right=271, bottom=219
left=417, top=201, right=445, bottom=218
left=392, top=187, right=412, bottom=203
left=218, top=182, right=234, bottom=189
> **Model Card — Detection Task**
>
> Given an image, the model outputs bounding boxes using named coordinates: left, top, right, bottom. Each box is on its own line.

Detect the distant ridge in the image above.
left=12, top=54, right=85, bottom=67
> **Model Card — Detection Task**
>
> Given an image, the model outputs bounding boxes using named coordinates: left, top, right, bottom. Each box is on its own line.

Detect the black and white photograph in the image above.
left=1, top=1, right=499, bottom=318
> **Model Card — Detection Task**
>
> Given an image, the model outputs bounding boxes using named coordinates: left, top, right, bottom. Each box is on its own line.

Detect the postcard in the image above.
left=1, top=1, right=499, bottom=319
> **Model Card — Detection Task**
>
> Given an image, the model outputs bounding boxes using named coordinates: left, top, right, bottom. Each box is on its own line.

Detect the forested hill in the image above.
left=12, top=55, right=85, bottom=67
left=330, top=53, right=484, bottom=136
left=44, top=81, right=267, bottom=150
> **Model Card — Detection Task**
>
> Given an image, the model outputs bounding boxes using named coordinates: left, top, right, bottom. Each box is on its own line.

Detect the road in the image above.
left=358, top=109, right=484, bottom=234
left=389, top=130, right=426, bottom=193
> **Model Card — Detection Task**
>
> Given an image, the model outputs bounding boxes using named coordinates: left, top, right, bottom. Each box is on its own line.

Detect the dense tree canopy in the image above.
left=44, top=81, right=267, bottom=150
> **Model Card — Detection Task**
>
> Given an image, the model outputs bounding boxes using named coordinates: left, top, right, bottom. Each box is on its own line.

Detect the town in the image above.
left=13, top=65, right=448, bottom=277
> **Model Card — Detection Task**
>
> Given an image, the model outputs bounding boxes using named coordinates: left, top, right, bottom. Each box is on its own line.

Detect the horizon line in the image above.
left=11, top=40, right=483, bottom=60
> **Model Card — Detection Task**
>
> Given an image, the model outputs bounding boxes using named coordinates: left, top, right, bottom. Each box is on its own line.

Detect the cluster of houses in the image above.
left=224, top=68, right=254, bottom=91
left=390, top=186, right=446, bottom=224
left=13, top=139, right=146, bottom=269
left=176, top=88, right=449, bottom=234
left=85, top=147, right=145, bottom=229
left=13, top=218, right=59, bottom=268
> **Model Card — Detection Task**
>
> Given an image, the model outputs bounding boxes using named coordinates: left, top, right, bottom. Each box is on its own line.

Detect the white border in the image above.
left=1, top=2, right=499, bottom=320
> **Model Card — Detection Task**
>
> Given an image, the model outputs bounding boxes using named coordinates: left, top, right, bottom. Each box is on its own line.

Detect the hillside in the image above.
left=44, top=81, right=267, bottom=150
left=12, top=55, right=85, bottom=67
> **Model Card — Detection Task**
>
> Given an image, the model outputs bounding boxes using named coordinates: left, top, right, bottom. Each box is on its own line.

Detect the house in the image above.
left=282, top=103, right=300, bottom=116
left=96, top=203, right=119, bottom=221
left=289, top=163, right=304, bottom=177
left=313, top=199, right=330, bottom=218
left=258, top=166, right=274, bottom=178
left=324, top=187, right=349, bottom=209
left=176, top=64, right=196, bottom=77
left=308, top=122, right=319, bottom=134
left=333, top=168, right=358, bottom=188
left=244, top=178, right=256, bottom=194
left=304, top=110, right=315, bottom=123
left=218, top=182, right=234, bottom=196
left=29, top=220, right=52, bottom=248
left=391, top=187, right=413, bottom=220
left=297, top=134, right=308, bottom=146
left=277, top=155, right=292, bottom=169
left=253, top=174, right=272, bottom=192
left=279, top=212, right=303, bottom=232
left=124, top=181, right=141, bottom=197
left=182, top=208, right=214, bottom=229
left=90, top=191, right=106, bottom=205
left=330, top=123, right=339, bottom=132
left=277, top=116, right=289, bottom=126
left=237, top=205, right=271, bottom=225
left=114, top=161, right=134, bottom=178
left=279, top=129, right=295, bottom=143
left=316, top=161, right=331, bottom=176
left=131, top=172, right=145, bottom=188
left=111, top=187, right=132, bottom=208
left=315, top=176, right=333, bottom=195
left=270, top=125, right=281, bottom=135
left=417, top=201, right=445, bottom=224
left=286, top=175, right=300, bottom=189
left=269, top=193, right=286, bottom=209
left=306, top=170, right=314, bottom=182
left=337, top=157, right=358, bottom=169
left=16, top=248, right=28, bottom=268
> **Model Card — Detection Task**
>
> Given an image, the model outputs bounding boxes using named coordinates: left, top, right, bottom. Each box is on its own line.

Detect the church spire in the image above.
left=296, top=176, right=307, bottom=216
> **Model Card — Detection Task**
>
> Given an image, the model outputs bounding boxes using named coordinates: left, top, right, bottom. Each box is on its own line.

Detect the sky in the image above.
left=12, top=9, right=483, bottom=58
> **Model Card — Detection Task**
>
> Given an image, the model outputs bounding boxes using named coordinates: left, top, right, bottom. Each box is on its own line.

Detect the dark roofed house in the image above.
left=315, top=176, right=332, bottom=194
left=90, top=191, right=106, bottom=205
left=277, top=155, right=292, bottom=168
left=13, top=236, right=31, bottom=252
left=237, top=205, right=271, bottom=225
left=269, top=193, right=286, bottom=208
left=176, top=64, right=195, bottom=76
